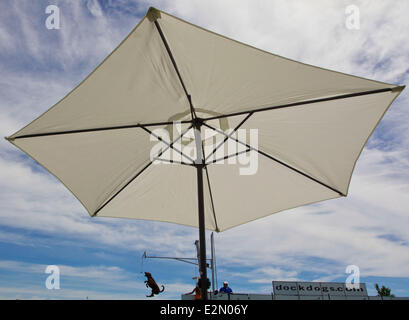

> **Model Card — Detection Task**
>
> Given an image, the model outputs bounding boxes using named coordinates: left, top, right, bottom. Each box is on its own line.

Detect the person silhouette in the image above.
left=219, top=281, right=232, bottom=294
left=185, top=280, right=202, bottom=300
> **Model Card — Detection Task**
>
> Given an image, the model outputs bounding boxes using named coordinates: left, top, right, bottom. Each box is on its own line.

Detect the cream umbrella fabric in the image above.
left=6, top=7, right=404, bottom=233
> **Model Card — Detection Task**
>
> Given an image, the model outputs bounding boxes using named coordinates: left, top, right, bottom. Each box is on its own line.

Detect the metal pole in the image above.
left=194, top=240, right=200, bottom=266
left=211, top=232, right=215, bottom=295
left=194, top=120, right=208, bottom=300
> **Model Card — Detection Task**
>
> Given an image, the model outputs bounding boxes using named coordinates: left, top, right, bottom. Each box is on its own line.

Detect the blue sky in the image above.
left=1, top=0, right=409, bottom=299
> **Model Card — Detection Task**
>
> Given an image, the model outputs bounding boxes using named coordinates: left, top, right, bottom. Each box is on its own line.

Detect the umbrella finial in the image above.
left=391, top=85, right=406, bottom=93
left=147, top=7, right=161, bottom=22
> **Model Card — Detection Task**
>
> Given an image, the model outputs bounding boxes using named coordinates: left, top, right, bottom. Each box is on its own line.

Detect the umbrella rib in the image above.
left=92, top=124, right=194, bottom=217
left=8, top=120, right=192, bottom=140
left=201, top=87, right=394, bottom=121
left=153, top=19, right=197, bottom=120
left=207, top=148, right=251, bottom=164
left=204, top=112, right=254, bottom=162
left=10, top=88, right=396, bottom=141
left=93, top=161, right=154, bottom=218
left=204, top=165, right=220, bottom=232
left=152, top=157, right=195, bottom=166
left=202, top=122, right=345, bottom=197
left=140, top=125, right=195, bottom=164
left=201, top=144, right=220, bottom=232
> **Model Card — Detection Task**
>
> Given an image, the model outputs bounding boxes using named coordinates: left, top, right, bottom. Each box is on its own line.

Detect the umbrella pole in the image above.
left=194, top=119, right=208, bottom=300
left=153, top=15, right=208, bottom=299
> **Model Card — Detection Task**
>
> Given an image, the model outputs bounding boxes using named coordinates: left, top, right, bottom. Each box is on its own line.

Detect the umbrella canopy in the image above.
left=7, top=7, right=404, bottom=232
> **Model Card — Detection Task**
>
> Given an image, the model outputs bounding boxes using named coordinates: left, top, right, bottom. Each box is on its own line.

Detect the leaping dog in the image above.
left=144, top=272, right=165, bottom=297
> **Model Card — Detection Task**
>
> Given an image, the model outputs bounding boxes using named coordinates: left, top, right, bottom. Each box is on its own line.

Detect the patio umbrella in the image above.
left=6, top=8, right=404, bottom=299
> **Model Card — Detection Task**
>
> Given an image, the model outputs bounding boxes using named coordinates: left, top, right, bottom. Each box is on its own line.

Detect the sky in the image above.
left=0, top=0, right=409, bottom=300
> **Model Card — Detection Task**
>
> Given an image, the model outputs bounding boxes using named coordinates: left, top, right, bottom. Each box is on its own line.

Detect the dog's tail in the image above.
left=160, top=285, right=165, bottom=292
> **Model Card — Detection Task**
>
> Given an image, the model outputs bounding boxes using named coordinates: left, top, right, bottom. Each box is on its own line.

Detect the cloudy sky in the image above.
left=0, top=0, right=408, bottom=299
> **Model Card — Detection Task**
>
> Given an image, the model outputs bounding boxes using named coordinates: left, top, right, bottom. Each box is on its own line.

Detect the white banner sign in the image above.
left=272, top=281, right=367, bottom=297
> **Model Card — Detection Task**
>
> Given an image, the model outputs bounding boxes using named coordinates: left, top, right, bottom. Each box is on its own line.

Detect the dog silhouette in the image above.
left=144, top=272, right=165, bottom=297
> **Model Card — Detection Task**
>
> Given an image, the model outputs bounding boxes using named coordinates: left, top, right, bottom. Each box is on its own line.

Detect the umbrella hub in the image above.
left=167, top=109, right=231, bottom=149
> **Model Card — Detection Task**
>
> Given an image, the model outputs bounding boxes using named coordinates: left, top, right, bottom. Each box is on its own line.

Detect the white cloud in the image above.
left=86, top=0, right=104, bottom=17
